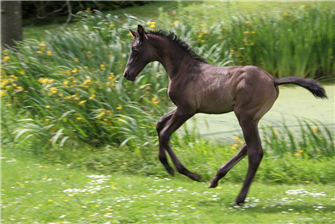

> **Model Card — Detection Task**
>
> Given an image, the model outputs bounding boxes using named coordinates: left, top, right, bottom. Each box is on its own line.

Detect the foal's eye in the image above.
left=133, top=48, right=139, bottom=54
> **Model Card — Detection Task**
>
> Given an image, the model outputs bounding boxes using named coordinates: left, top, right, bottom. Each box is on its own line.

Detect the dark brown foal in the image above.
left=123, top=25, right=327, bottom=204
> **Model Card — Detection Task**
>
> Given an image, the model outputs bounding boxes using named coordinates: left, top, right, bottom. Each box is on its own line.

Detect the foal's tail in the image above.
left=274, top=77, right=327, bottom=99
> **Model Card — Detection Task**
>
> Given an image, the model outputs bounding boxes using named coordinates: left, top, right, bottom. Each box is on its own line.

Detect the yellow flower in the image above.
left=89, top=94, right=96, bottom=100
left=3, top=56, right=11, bottom=61
left=83, top=79, right=91, bottom=85
left=0, top=90, right=8, bottom=97
left=173, top=20, right=179, bottom=25
left=36, top=51, right=42, bottom=54
left=312, top=126, right=318, bottom=133
left=109, top=73, right=115, bottom=79
left=16, top=86, right=23, bottom=91
left=84, top=66, right=88, bottom=70
left=76, top=117, right=82, bottom=120
left=109, top=24, right=114, bottom=28
left=243, top=31, right=249, bottom=34
left=293, top=152, right=300, bottom=156
left=48, top=79, right=54, bottom=84
left=2, top=50, right=8, bottom=54
left=305, top=181, right=310, bottom=183
left=64, top=96, right=71, bottom=100
left=1, top=69, right=6, bottom=75
left=72, top=68, right=78, bottom=73
left=39, top=42, right=46, bottom=48
left=152, top=96, right=159, bottom=104
left=78, top=100, right=87, bottom=105
left=45, top=118, right=50, bottom=122
left=63, top=81, right=69, bottom=85
left=233, top=135, right=239, bottom=140
left=116, top=104, right=122, bottom=110
left=7, top=103, right=12, bottom=106
left=147, top=21, right=156, bottom=29
left=47, top=50, right=52, bottom=56
left=251, top=31, right=256, bottom=34
left=45, top=105, right=50, bottom=109
left=49, top=87, right=57, bottom=94
left=201, top=40, right=205, bottom=43
left=74, top=58, right=79, bottom=62
left=298, top=149, right=304, bottom=153
left=231, top=144, right=238, bottom=150
left=245, top=21, right=250, bottom=24
left=100, top=64, right=105, bottom=69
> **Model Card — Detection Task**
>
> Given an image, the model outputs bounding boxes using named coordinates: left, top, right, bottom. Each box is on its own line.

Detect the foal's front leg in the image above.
left=159, top=108, right=200, bottom=181
left=156, top=109, right=176, bottom=176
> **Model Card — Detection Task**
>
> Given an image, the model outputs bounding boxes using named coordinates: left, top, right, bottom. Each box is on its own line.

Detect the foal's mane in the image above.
left=147, top=30, right=207, bottom=63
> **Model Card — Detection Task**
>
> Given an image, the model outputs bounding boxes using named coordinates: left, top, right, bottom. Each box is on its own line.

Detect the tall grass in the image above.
left=261, top=120, right=334, bottom=159
left=1, top=3, right=334, bottom=162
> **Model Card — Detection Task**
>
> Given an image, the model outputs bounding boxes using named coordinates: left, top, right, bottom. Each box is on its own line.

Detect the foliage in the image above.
left=261, top=119, right=334, bottom=159
left=1, top=2, right=334, bottom=185
left=22, top=1, right=151, bottom=26
left=154, top=1, right=335, bottom=78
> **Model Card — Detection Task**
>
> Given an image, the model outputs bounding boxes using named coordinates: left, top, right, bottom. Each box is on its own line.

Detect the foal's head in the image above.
left=124, top=25, right=154, bottom=81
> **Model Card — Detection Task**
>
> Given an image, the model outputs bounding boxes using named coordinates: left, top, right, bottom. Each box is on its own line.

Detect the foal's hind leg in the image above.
left=233, top=119, right=263, bottom=204
left=208, top=144, right=247, bottom=188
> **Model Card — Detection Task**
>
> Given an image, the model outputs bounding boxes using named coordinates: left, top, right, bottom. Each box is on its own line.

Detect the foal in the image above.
left=123, top=25, right=327, bottom=204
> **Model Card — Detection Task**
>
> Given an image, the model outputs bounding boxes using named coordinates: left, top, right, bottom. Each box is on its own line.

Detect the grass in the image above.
left=2, top=148, right=334, bottom=224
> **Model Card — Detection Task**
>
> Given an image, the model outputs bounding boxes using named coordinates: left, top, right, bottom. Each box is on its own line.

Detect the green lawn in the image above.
left=2, top=148, right=334, bottom=223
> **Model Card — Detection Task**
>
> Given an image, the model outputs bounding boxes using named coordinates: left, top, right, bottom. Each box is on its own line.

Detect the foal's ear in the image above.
left=137, top=25, right=148, bottom=41
left=129, top=29, right=136, bottom=38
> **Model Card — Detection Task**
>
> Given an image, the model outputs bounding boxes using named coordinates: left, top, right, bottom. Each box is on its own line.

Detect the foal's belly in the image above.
left=196, top=92, right=235, bottom=114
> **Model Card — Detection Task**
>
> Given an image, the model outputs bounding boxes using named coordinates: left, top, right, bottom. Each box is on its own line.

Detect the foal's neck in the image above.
left=149, top=35, right=201, bottom=79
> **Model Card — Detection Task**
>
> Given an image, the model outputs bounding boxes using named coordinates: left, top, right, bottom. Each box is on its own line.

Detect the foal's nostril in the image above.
left=124, top=72, right=128, bottom=78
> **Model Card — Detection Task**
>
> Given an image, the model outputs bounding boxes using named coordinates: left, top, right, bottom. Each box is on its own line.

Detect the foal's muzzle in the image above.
left=124, top=72, right=136, bottom=81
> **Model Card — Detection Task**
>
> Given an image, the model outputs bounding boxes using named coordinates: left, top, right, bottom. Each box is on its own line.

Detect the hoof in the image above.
left=189, top=173, right=201, bottom=182
left=208, top=182, right=218, bottom=188
left=232, top=200, right=244, bottom=205
left=166, top=167, right=175, bottom=176
left=208, top=177, right=218, bottom=188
